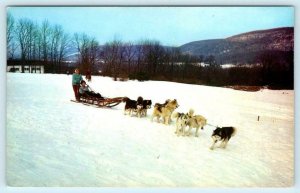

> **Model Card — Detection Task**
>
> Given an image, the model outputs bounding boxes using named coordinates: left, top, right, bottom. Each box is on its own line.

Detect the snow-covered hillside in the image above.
left=6, top=73, right=294, bottom=187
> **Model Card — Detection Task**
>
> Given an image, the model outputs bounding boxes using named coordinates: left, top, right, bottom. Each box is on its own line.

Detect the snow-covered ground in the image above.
left=6, top=73, right=294, bottom=187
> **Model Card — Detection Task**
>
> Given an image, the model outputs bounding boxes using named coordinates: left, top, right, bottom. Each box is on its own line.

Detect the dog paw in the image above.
left=209, top=147, right=214, bottom=150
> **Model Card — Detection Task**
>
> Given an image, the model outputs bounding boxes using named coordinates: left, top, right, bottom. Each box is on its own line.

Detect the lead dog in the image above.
left=185, top=109, right=207, bottom=137
left=172, top=112, right=190, bottom=136
left=151, top=99, right=179, bottom=125
left=210, top=126, right=237, bottom=150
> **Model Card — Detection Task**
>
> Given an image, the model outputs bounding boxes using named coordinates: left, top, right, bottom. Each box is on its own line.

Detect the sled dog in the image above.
left=141, top=100, right=152, bottom=117
left=124, top=97, right=137, bottom=115
left=151, top=99, right=179, bottom=125
left=210, top=126, right=237, bottom=150
left=134, top=96, right=144, bottom=117
left=172, top=112, right=190, bottom=136
left=124, top=97, right=144, bottom=117
left=154, top=99, right=170, bottom=108
left=186, top=109, right=207, bottom=137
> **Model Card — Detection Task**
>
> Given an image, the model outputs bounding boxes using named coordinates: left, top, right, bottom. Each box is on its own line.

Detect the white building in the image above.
left=7, top=64, right=45, bottom=73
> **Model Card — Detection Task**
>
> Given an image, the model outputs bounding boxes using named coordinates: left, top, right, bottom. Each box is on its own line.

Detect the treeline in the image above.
left=195, top=52, right=294, bottom=89
left=7, top=13, right=70, bottom=73
left=7, top=14, right=294, bottom=89
left=100, top=40, right=218, bottom=81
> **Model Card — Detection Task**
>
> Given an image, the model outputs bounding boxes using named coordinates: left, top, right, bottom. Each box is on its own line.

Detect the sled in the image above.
left=71, top=96, right=126, bottom=108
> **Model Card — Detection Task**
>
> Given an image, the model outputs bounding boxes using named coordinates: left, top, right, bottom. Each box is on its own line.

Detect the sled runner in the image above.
left=71, top=96, right=126, bottom=108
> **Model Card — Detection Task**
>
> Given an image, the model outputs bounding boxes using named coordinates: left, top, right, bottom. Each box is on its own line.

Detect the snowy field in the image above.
left=6, top=73, right=294, bottom=187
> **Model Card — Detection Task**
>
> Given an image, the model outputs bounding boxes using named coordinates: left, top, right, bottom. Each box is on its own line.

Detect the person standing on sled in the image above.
left=79, top=80, right=103, bottom=99
left=72, top=68, right=83, bottom=101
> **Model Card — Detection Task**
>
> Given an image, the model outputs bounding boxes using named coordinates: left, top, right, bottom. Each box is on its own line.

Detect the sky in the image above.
left=7, top=6, right=294, bottom=46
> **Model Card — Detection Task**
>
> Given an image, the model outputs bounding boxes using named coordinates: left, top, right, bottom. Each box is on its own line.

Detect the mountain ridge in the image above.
left=179, top=27, right=294, bottom=64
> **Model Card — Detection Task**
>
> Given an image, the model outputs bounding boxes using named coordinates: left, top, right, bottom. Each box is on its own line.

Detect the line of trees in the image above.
left=7, top=14, right=71, bottom=73
left=7, top=14, right=294, bottom=89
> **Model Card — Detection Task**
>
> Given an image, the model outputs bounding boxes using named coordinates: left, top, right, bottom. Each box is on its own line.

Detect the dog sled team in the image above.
left=72, top=68, right=237, bottom=150
left=123, top=96, right=237, bottom=150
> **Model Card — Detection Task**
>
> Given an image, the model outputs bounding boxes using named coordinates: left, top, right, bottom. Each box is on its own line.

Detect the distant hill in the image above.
left=179, top=27, right=294, bottom=64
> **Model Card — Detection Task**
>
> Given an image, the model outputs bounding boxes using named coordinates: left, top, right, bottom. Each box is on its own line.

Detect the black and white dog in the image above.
left=141, top=100, right=152, bottom=117
left=124, top=96, right=144, bottom=117
left=210, top=127, right=237, bottom=150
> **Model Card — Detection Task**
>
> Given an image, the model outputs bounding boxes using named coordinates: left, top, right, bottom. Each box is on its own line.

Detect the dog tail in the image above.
left=203, top=118, right=207, bottom=126
left=232, top=127, right=237, bottom=136
left=188, top=109, right=194, bottom=117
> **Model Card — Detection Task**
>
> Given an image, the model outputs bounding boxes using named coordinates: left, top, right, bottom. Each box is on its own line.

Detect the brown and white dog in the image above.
left=172, top=112, right=190, bottom=136
left=185, top=109, right=207, bottom=137
left=151, top=99, right=179, bottom=125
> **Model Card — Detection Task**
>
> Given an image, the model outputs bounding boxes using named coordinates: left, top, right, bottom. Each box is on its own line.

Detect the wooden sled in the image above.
left=76, top=95, right=126, bottom=108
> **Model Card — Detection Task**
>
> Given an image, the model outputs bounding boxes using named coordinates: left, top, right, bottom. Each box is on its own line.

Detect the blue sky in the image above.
left=7, top=6, right=294, bottom=46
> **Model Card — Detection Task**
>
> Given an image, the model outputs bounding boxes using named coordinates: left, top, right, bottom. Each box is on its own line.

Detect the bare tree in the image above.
left=28, top=22, right=40, bottom=61
left=57, top=33, right=71, bottom=73
left=74, top=33, right=99, bottom=72
left=41, top=20, right=51, bottom=62
left=123, top=42, right=136, bottom=74
left=135, top=43, right=144, bottom=73
left=35, top=26, right=43, bottom=61
left=169, top=47, right=181, bottom=80
left=142, top=40, right=165, bottom=76
left=102, top=39, right=124, bottom=80
left=7, top=12, right=15, bottom=59
left=75, top=33, right=89, bottom=69
left=49, top=24, right=67, bottom=72
left=15, top=18, right=35, bottom=72
left=11, top=17, right=71, bottom=73
left=89, top=38, right=99, bottom=72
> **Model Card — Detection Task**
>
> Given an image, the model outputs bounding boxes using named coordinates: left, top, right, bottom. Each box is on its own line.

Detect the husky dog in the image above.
left=141, top=100, right=152, bottom=117
left=210, top=127, right=237, bottom=150
left=124, top=96, right=144, bottom=117
left=186, top=109, right=207, bottom=137
left=154, top=99, right=170, bottom=108
left=172, top=112, right=190, bottom=136
left=134, top=96, right=144, bottom=117
left=151, top=99, right=179, bottom=125
left=124, top=97, right=135, bottom=115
